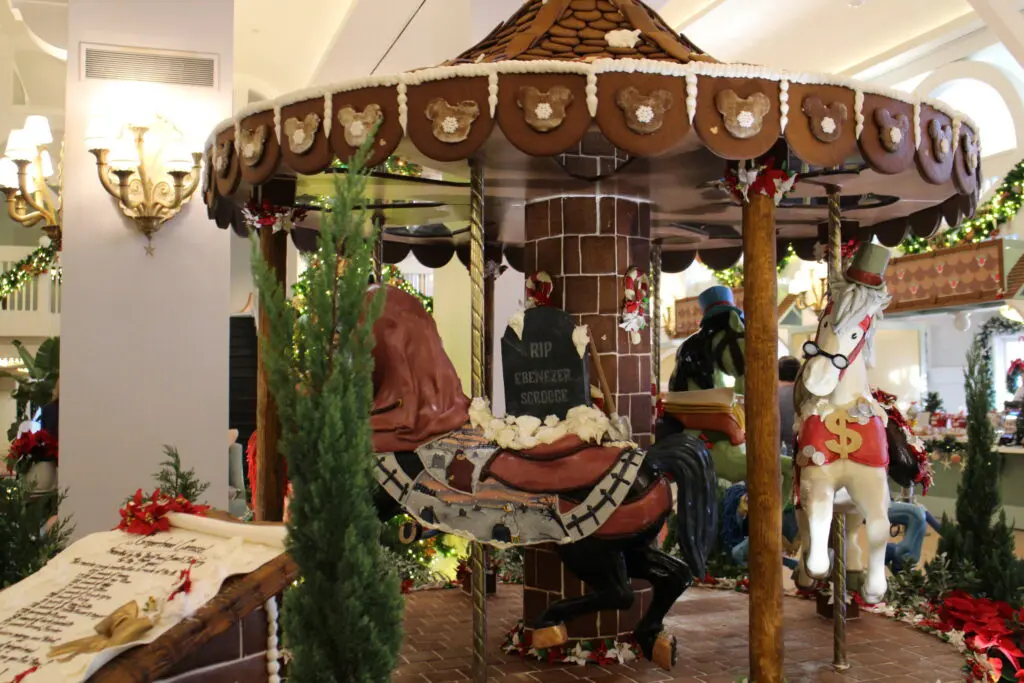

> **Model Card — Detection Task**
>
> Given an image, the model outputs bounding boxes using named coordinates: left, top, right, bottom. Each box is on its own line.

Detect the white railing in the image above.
left=404, top=272, right=433, bottom=297
left=0, top=246, right=61, bottom=339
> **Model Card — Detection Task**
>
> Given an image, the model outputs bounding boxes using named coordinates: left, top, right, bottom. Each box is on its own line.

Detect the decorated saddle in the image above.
left=373, top=403, right=670, bottom=547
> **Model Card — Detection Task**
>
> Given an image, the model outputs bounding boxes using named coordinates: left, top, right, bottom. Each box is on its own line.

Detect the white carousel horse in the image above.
left=794, top=273, right=893, bottom=603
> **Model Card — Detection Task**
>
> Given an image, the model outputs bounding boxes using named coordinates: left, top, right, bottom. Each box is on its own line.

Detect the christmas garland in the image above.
left=973, top=316, right=1024, bottom=410
left=502, top=620, right=641, bottom=667
left=331, top=154, right=423, bottom=178
left=902, top=157, right=1024, bottom=255
left=381, top=265, right=433, bottom=314
left=922, top=435, right=968, bottom=472
left=0, top=242, right=60, bottom=302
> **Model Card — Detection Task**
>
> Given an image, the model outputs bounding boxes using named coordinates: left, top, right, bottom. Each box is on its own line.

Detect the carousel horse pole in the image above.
left=467, top=158, right=488, bottom=683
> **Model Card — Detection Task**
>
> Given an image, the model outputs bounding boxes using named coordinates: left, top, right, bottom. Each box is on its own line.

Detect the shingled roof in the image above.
left=447, top=0, right=716, bottom=65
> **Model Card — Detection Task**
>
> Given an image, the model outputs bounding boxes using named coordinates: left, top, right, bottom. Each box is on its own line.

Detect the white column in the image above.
left=968, top=0, right=1024, bottom=69
left=61, top=0, right=233, bottom=536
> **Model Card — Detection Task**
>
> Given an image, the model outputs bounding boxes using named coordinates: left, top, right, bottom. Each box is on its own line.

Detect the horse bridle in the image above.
left=802, top=313, right=872, bottom=379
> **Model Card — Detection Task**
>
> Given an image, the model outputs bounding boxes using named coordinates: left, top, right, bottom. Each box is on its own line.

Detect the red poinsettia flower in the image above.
left=7, top=429, right=58, bottom=474
left=117, top=488, right=209, bottom=536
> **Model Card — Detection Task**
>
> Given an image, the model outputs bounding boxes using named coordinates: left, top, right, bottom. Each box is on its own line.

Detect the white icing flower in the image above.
left=515, top=414, right=542, bottom=437
left=940, top=137, right=950, bottom=154
left=605, top=28, right=642, bottom=49
left=736, top=110, right=756, bottom=129
left=572, top=325, right=590, bottom=358
left=544, top=415, right=558, bottom=427
left=889, top=127, right=903, bottom=145
left=534, top=102, right=554, bottom=120
left=508, top=309, right=525, bottom=339
left=811, top=450, right=826, bottom=466
left=291, top=129, right=306, bottom=145
left=820, top=116, right=836, bottom=135
left=634, top=105, right=655, bottom=124
left=441, top=116, right=460, bottom=134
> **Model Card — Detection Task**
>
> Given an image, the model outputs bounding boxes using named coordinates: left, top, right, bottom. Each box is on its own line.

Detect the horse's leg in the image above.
left=842, top=509, right=866, bottom=594
left=532, top=540, right=633, bottom=650
left=799, top=466, right=836, bottom=580
left=843, top=464, right=891, bottom=603
left=623, top=544, right=691, bottom=670
left=793, top=506, right=816, bottom=589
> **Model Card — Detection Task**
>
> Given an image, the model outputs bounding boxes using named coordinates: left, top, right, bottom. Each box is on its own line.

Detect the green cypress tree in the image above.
left=937, top=343, right=1023, bottom=604
left=251, top=138, right=403, bottom=682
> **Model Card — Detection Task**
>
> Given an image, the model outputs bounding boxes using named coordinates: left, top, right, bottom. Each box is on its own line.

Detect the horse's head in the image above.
left=801, top=277, right=890, bottom=398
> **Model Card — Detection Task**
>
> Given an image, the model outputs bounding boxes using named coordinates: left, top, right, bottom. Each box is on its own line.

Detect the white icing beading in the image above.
left=685, top=74, right=698, bottom=124
left=266, top=596, right=281, bottom=683
left=913, top=103, right=922, bottom=150
left=779, top=80, right=789, bottom=133
left=852, top=90, right=863, bottom=140
left=397, top=82, right=409, bottom=133
left=488, top=72, right=499, bottom=118
left=324, top=94, right=333, bottom=139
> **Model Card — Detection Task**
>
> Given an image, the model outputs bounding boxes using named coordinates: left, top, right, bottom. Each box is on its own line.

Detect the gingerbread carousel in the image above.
left=201, top=1, right=981, bottom=681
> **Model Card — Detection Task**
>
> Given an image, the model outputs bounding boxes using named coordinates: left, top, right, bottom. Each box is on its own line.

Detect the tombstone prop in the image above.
left=501, top=307, right=590, bottom=419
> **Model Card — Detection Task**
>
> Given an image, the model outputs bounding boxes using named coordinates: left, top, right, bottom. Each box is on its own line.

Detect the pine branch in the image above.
left=153, top=445, right=210, bottom=503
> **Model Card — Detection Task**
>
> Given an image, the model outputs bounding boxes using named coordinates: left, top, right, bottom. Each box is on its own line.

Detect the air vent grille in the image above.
left=83, top=45, right=216, bottom=88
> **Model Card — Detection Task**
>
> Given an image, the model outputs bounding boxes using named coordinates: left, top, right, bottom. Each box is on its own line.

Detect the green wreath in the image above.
left=973, top=315, right=1024, bottom=409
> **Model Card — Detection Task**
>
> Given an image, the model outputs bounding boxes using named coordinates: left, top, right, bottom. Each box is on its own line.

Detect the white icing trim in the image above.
left=233, top=121, right=241, bottom=154
left=952, top=116, right=962, bottom=154
left=468, top=397, right=633, bottom=451
left=397, top=82, right=408, bottom=133
left=685, top=74, right=697, bottom=125
left=273, top=106, right=282, bottom=147
left=854, top=90, right=864, bottom=140
left=204, top=58, right=976, bottom=160
left=324, top=94, right=333, bottom=139
left=266, top=597, right=281, bottom=683
left=779, top=80, right=789, bottom=134
left=488, top=72, right=499, bottom=118
left=913, top=102, right=922, bottom=151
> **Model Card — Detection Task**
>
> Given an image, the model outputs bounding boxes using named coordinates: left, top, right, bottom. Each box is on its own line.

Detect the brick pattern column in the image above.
left=523, top=194, right=653, bottom=444
left=520, top=192, right=654, bottom=644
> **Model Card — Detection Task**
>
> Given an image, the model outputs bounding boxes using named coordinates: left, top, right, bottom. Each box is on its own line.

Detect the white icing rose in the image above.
left=605, top=28, right=642, bottom=49
left=441, top=116, right=460, bottom=134
left=889, top=127, right=902, bottom=145
left=534, top=102, right=553, bottom=120
left=504, top=414, right=516, bottom=425
left=515, top=414, right=542, bottom=437
left=544, top=415, right=559, bottom=427
left=736, top=110, right=756, bottom=129
left=820, top=116, right=836, bottom=135
left=508, top=309, right=525, bottom=339
left=572, top=325, right=590, bottom=359
left=635, top=105, right=655, bottom=124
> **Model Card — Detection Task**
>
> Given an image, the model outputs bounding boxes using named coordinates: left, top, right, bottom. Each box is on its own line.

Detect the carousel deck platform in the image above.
left=395, top=585, right=964, bottom=683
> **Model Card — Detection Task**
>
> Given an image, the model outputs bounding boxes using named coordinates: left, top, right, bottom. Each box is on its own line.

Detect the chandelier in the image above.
left=788, top=261, right=829, bottom=313
left=0, top=115, right=62, bottom=243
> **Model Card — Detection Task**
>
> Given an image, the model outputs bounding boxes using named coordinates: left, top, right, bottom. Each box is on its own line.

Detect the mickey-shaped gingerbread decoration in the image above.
left=283, top=113, right=320, bottom=155
left=801, top=96, right=848, bottom=144
left=962, top=130, right=980, bottom=174
left=425, top=98, right=480, bottom=144
left=615, top=87, right=673, bottom=135
left=517, top=85, right=574, bottom=133
left=338, top=104, right=383, bottom=148
left=715, top=90, right=771, bottom=139
left=873, top=109, right=910, bottom=153
left=214, top=139, right=234, bottom=177
left=929, top=119, right=953, bottom=162
left=238, top=125, right=268, bottom=167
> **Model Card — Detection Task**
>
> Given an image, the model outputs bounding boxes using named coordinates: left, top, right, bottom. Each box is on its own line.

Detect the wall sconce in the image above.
left=86, top=115, right=202, bottom=254
left=0, top=115, right=62, bottom=244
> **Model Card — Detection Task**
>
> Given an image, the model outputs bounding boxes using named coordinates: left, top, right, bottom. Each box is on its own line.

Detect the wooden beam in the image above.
left=256, top=228, right=289, bottom=523
left=968, top=0, right=1024, bottom=69
left=743, top=193, right=784, bottom=683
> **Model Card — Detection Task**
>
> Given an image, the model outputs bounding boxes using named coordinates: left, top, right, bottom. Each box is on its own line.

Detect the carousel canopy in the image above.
left=203, top=0, right=980, bottom=272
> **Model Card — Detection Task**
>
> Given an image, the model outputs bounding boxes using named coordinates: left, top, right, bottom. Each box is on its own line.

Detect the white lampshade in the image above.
left=35, top=150, right=54, bottom=179
left=0, top=157, right=17, bottom=189
left=4, top=129, right=34, bottom=161
left=84, top=119, right=117, bottom=151
left=164, top=139, right=193, bottom=173
left=107, top=135, right=140, bottom=172
left=23, top=115, right=53, bottom=146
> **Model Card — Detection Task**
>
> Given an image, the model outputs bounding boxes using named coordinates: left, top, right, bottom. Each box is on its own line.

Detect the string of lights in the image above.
left=0, top=243, right=60, bottom=302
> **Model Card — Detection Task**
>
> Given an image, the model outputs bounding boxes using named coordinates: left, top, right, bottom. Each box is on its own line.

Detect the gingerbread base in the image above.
left=522, top=544, right=651, bottom=642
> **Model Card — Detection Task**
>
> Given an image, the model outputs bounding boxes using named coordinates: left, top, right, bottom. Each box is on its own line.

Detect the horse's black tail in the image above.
left=645, top=433, right=718, bottom=580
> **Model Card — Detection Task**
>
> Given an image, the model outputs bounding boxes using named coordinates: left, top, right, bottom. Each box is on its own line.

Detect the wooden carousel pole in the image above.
left=826, top=186, right=850, bottom=671
left=372, top=211, right=385, bottom=283
left=255, top=224, right=288, bottom=522
left=651, top=241, right=662, bottom=422
left=744, top=192, right=784, bottom=683
left=468, top=159, right=488, bottom=683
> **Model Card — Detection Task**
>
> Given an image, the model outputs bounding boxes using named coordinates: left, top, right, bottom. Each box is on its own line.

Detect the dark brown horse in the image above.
left=255, top=286, right=718, bottom=670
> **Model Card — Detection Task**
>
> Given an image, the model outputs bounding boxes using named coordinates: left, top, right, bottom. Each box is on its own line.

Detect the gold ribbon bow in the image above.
left=48, top=601, right=153, bottom=660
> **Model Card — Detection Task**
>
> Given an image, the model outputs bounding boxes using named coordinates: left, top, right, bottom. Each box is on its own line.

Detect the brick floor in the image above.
left=395, top=585, right=965, bottom=683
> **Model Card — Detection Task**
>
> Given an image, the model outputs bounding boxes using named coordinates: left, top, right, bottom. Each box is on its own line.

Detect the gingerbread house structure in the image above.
left=201, top=0, right=980, bottom=679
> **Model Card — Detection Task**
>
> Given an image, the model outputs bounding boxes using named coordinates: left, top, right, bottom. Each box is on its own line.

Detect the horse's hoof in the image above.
left=651, top=633, right=677, bottom=671
left=804, top=548, right=834, bottom=581
left=531, top=624, right=568, bottom=650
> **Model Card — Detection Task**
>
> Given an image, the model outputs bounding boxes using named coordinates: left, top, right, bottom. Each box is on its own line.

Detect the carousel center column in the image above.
left=59, top=0, right=233, bottom=535
left=519, top=140, right=654, bottom=646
